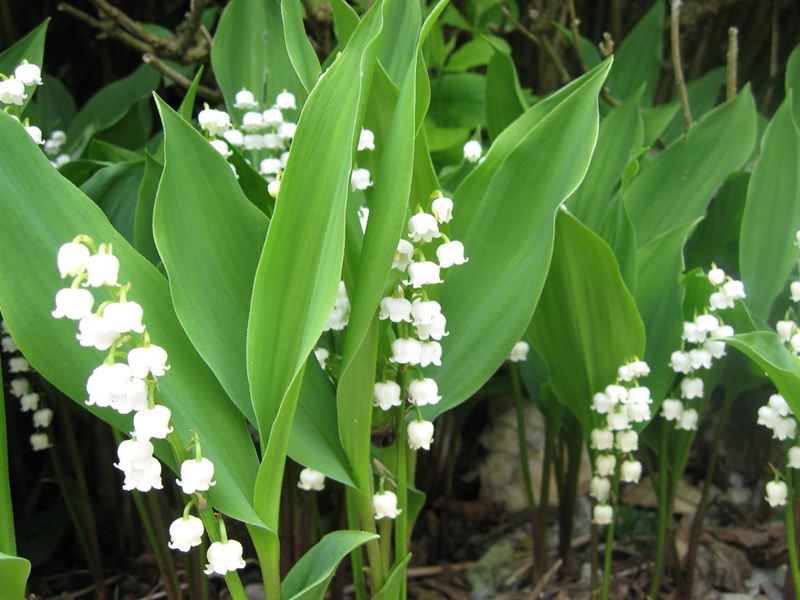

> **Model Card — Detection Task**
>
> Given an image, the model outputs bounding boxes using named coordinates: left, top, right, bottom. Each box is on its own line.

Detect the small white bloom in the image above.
left=15, top=63, right=42, bottom=86
left=263, top=133, right=282, bottom=149
left=168, top=515, right=205, bottom=552
left=407, top=213, right=441, bottom=243
left=680, top=377, right=704, bottom=400
left=709, top=291, right=732, bottom=311
left=323, top=281, right=350, bottom=332
left=393, top=239, right=415, bottom=271
left=766, top=480, right=788, bottom=508
left=204, top=540, right=246, bottom=575
left=280, top=151, right=290, bottom=167
left=86, top=363, right=148, bottom=414
left=85, top=251, right=120, bottom=287
left=627, top=401, right=651, bottom=423
left=408, top=419, right=435, bottom=450
left=508, top=341, right=529, bottom=362
left=431, top=196, right=453, bottom=224
left=379, top=297, right=412, bottom=323
left=463, top=140, right=482, bottom=163
left=268, top=179, right=281, bottom=198
left=792, top=333, right=800, bottom=354
left=606, top=408, right=629, bottom=431
left=773, top=417, right=797, bottom=441
left=222, top=129, right=244, bottom=147
left=298, top=468, right=326, bottom=491
left=617, top=364, right=633, bottom=382
left=351, top=168, right=372, bottom=191
left=259, top=157, right=282, bottom=175
left=278, top=122, right=296, bottom=140
left=57, top=242, right=90, bottom=278
left=722, top=280, right=746, bottom=301
left=768, top=394, right=790, bottom=416
left=276, top=90, right=297, bottom=110
left=313, top=347, right=329, bottom=369
left=703, top=339, right=726, bottom=359
left=708, top=267, right=725, bottom=286
left=605, top=385, right=627, bottom=404
left=757, top=405, right=778, bottom=430
left=30, top=432, right=51, bottom=451
left=210, top=139, right=232, bottom=157
left=8, top=357, right=30, bottom=373
left=590, top=476, right=611, bottom=501
left=695, top=314, right=719, bottom=333
left=20, top=392, right=39, bottom=412
left=412, top=301, right=447, bottom=341
left=407, top=261, right=443, bottom=288
left=669, top=351, right=692, bottom=374
left=233, top=89, right=257, bottom=110
left=128, top=345, right=170, bottom=379
left=197, top=108, right=231, bottom=136
left=50, top=130, right=66, bottom=145
left=358, top=128, right=375, bottom=151
left=407, top=378, right=441, bottom=406
left=682, top=322, right=706, bottom=344
left=103, top=301, right=145, bottom=334
left=373, top=490, right=401, bottom=519
left=792, top=282, right=800, bottom=303
left=595, top=454, right=616, bottom=477
left=241, top=111, right=264, bottom=131
left=243, top=133, right=265, bottom=150
left=661, top=399, right=684, bottom=421
left=52, top=288, right=94, bottom=320
left=262, top=107, right=283, bottom=126
left=615, top=430, right=638, bottom=453
left=10, top=378, right=29, bottom=397
left=133, top=405, right=173, bottom=440
left=592, top=392, right=612, bottom=414
left=626, top=386, right=651, bottom=405
left=777, top=320, right=796, bottom=343
left=590, top=428, right=614, bottom=451
left=0, top=78, right=25, bottom=105
left=33, top=408, right=53, bottom=428
left=373, top=381, right=402, bottom=410
left=76, top=314, right=118, bottom=350
left=593, top=504, right=613, bottom=525
left=419, top=341, right=442, bottom=367
left=620, top=460, right=642, bottom=484
left=688, top=349, right=713, bottom=370
left=54, top=153, right=70, bottom=167
left=177, top=457, right=216, bottom=494
left=436, top=241, right=468, bottom=268
left=390, top=338, right=422, bottom=365
left=677, top=408, right=699, bottom=431
left=115, top=438, right=155, bottom=470
left=119, top=455, right=162, bottom=491
left=1, top=335, right=17, bottom=353
left=790, top=447, right=800, bottom=469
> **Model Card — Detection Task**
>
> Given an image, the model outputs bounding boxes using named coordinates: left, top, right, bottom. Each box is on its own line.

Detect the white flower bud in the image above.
left=20, top=393, right=39, bottom=412
left=233, top=89, right=257, bottom=110
left=615, top=430, right=638, bottom=453
left=606, top=407, right=629, bottom=431
left=76, top=314, right=118, bottom=350
left=168, top=515, right=205, bottom=552
left=15, top=63, right=42, bottom=86
left=626, top=386, right=651, bottom=405
left=133, top=405, right=173, bottom=440
left=0, top=78, right=26, bottom=105
left=33, top=408, right=53, bottom=428
left=722, top=280, right=745, bottom=301
left=773, top=417, right=796, bottom=441
left=777, top=320, right=796, bottom=343
left=661, top=399, right=684, bottom=421
left=677, top=408, right=699, bottom=431
left=278, top=122, right=296, bottom=140
left=177, top=457, right=216, bottom=494
left=680, top=377, right=704, bottom=400
left=703, top=339, right=726, bottom=359
left=627, top=401, right=651, bottom=423
left=695, top=314, right=719, bottom=333
left=298, top=468, right=326, bottom=491
left=463, top=140, right=482, bottom=163
left=792, top=333, right=800, bottom=354
left=688, top=349, right=713, bottom=370
left=593, top=504, right=613, bottom=525
left=595, top=454, right=616, bottom=477
left=10, top=378, right=29, bottom=397
left=358, top=128, right=375, bottom=151
left=204, top=540, right=246, bottom=575
left=620, top=460, right=642, bottom=484
left=592, top=392, right=612, bottom=414
left=115, top=438, right=155, bottom=470
left=390, top=338, right=422, bottom=365
left=419, top=341, right=442, bottom=367
left=379, top=297, right=412, bottom=323
left=268, top=179, right=281, bottom=198
left=708, top=267, right=725, bottom=286
left=590, top=476, right=611, bottom=501
left=241, top=111, right=264, bottom=131
left=431, top=196, right=453, bottom=223
left=8, top=357, right=30, bottom=373
left=52, top=288, right=94, bottom=320
left=259, top=158, right=282, bottom=176
left=30, top=432, right=51, bottom=451
left=757, top=405, right=778, bottom=430
left=222, top=129, right=244, bottom=147
left=313, top=347, right=329, bottom=370
left=408, top=419, right=434, bottom=450
left=709, top=291, right=732, bottom=311
left=508, top=341, right=529, bottom=362
left=766, top=480, right=788, bottom=507
left=103, top=301, right=145, bottom=334
left=605, top=385, right=627, bottom=404
left=128, top=344, right=170, bottom=379
left=393, top=239, right=415, bottom=272
left=682, top=322, right=706, bottom=344
left=1, top=335, right=17, bottom=353
left=262, top=108, right=283, bottom=126
left=407, top=213, right=441, bottom=243
left=436, top=240, right=468, bottom=268
left=57, top=242, right=90, bottom=278
left=407, top=378, right=441, bottom=406
left=197, top=108, right=231, bottom=136
left=276, top=90, right=296, bottom=110
left=769, top=394, right=790, bottom=416
left=373, top=490, right=401, bottom=519
left=210, top=139, right=232, bottom=157
left=373, top=381, right=402, bottom=411
left=590, top=429, right=614, bottom=451
left=407, top=261, right=442, bottom=288
left=351, top=168, right=372, bottom=191
left=85, top=251, right=120, bottom=287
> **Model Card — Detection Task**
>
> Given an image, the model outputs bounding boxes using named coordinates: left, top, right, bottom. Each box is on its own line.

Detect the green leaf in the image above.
left=569, top=88, right=644, bottom=230
left=428, top=73, right=486, bottom=129
left=0, top=368, right=14, bottom=556
left=553, top=23, right=601, bottom=70
left=282, top=0, right=322, bottom=93
left=373, top=553, right=413, bottom=599
left=377, top=0, right=421, bottom=84
left=641, top=101, right=680, bottom=146
left=133, top=152, right=163, bottom=264
left=786, top=45, right=800, bottom=130
left=608, top=2, right=662, bottom=103
left=66, top=65, right=160, bottom=155
left=662, top=68, right=726, bottom=143
left=80, top=161, right=146, bottom=244
left=281, top=531, right=378, bottom=600
left=625, top=88, right=756, bottom=248
left=86, top=139, right=141, bottom=162
left=529, top=210, right=645, bottom=437
left=427, top=58, right=613, bottom=419
left=0, top=553, right=30, bottom=600
left=0, top=112, right=261, bottom=525
left=25, top=75, right=76, bottom=135
left=445, top=36, right=508, bottom=72
left=211, top=0, right=304, bottom=112
left=178, top=67, right=205, bottom=121
left=739, top=98, right=800, bottom=324
left=485, top=46, right=527, bottom=140
left=330, top=0, right=360, bottom=45
left=0, top=19, right=48, bottom=112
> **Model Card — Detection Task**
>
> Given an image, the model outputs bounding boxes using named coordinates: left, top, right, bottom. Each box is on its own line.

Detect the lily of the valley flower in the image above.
left=508, top=341, right=529, bottom=362
left=351, top=168, right=372, bottom=191
left=233, top=89, right=257, bottom=110
left=373, top=381, right=402, bottom=411
left=20, top=392, right=39, bottom=412
left=407, top=378, right=441, bottom=406
left=0, top=78, right=25, bottom=105
left=407, top=261, right=442, bottom=288
left=463, top=140, right=482, bottom=163
left=14, top=62, right=42, bottom=86
left=593, top=504, right=613, bottom=525
left=133, top=405, right=173, bottom=440
left=407, top=213, right=440, bottom=243
left=76, top=314, right=119, bottom=350
left=431, top=196, right=453, bottom=223
left=168, top=515, right=205, bottom=552
left=298, top=468, right=326, bottom=491
left=86, top=363, right=147, bottom=414
left=373, top=490, right=401, bottom=519
left=176, top=457, right=216, bottom=495
left=436, top=241, right=468, bottom=268
left=276, top=90, right=297, bottom=110
left=358, top=128, right=375, bottom=151
left=8, top=356, right=30, bottom=372
left=766, top=480, right=788, bottom=507
left=33, top=408, right=53, bottom=428
left=128, top=344, right=170, bottom=378
left=52, top=288, right=94, bottom=320
left=103, top=301, right=145, bottom=334
left=85, top=250, right=120, bottom=287
left=30, top=432, right=51, bottom=451
left=379, top=297, right=412, bottom=323
left=58, top=242, right=90, bottom=278
left=205, top=540, right=246, bottom=575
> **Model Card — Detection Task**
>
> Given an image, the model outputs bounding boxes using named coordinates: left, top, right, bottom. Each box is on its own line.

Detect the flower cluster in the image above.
left=661, top=266, right=742, bottom=431
left=1, top=321, right=53, bottom=450
left=43, top=129, right=70, bottom=168
left=588, top=358, right=651, bottom=525
left=52, top=236, right=243, bottom=576
left=0, top=60, right=50, bottom=147
left=197, top=89, right=298, bottom=196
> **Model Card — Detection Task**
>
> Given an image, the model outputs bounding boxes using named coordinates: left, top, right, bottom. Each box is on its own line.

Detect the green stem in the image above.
left=378, top=519, right=392, bottom=578
left=345, top=488, right=367, bottom=600
left=786, top=466, right=800, bottom=599
left=558, top=420, right=582, bottom=578
left=601, top=513, right=616, bottom=600
left=395, top=408, right=408, bottom=561
left=648, top=425, right=670, bottom=599
left=0, top=379, right=16, bottom=555
left=200, top=510, right=247, bottom=600
left=590, top=524, right=599, bottom=599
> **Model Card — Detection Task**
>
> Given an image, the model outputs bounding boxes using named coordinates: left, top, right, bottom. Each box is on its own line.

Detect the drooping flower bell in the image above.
left=276, top=90, right=297, bottom=110
left=431, top=196, right=453, bottom=224
left=463, top=140, right=482, bottom=163
left=373, top=490, right=401, bottom=519
left=128, top=344, right=170, bottom=378
left=407, top=378, right=441, bottom=406
left=436, top=241, right=468, bottom=268
left=85, top=250, right=120, bottom=287
left=233, top=89, right=258, bottom=110
left=406, top=261, right=442, bottom=288
left=168, top=515, right=205, bottom=552
left=204, top=540, right=246, bottom=575
left=508, top=341, right=529, bottom=362
left=407, top=213, right=440, bottom=243
left=358, top=128, right=375, bottom=151
left=52, top=288, right=94, bottom=320
left=592, top=504, right=613, bottom=525
left=766, top=480, right=788, bottom=508
left=103, top=301, right=145, bottom=334
left=76, top=314, right=119, bottom=350
left=373, top=381, right=402, bottom=411
left=379, top=297, right=412, bottom=323
left=298, top=467, right=326, bottom=491
left=176, top=457, right=216, bottom=494
left=14, top=62, right=42, bottom=86
left=57, top=242, right=90, bottom=278
left=133, top=405, right=173, bottom=440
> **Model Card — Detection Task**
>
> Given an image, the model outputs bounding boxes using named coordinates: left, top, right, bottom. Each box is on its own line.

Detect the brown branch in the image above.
left=670, top=0, right=693, bottom=128
left=566, top=0, right=587, bottom=73
left=175, top=0, right=209, bottom=56
left=57, top=3, right=153, bottom=55
left=142, top=53, right=222, bottom=103
left=87, top=0, right=176, bottom=55
left=726, top=27, right=738, bottom=101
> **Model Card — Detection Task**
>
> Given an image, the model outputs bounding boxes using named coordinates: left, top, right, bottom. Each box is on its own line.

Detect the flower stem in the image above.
left=786, top=466, right=800, bottom=598
left=648, top=424, right=670, bottom=599
left=600, top=470, right=621, bottom=600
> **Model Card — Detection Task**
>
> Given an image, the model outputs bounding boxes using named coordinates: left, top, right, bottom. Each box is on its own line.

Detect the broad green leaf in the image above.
left=86, top=139, right=141, bottom=162
left=94, top=97, right=153, bottom=150
left=642, top=101, right=680, bottom=146
left=787, top=45, right=800, bottom=130
left=377, top=0, right=421, bottom=84
left=57, top=159, right=107, bottom=187
left=427, top=58, right=613, bottom=418
left=529, top=210, right=645, bottom=437
left=569, top=89, right=643, bottom=230
left=281, top=531, right=378, bottom=600
left=445, top=36, right=508, bottom=72
left=739, top=99, right=800, bottom=324
left=553, top=23, right=601, bottom=70
left=81, top=161, right=146, bottom=244
left=485, top=46, right=527, bottom=140
left=428, top=73, right=486, bottom=129
left=330, top=0, right=360, bottom=45
left=0, top=369, right=14, bottom=555
left=599, top=193, right=638, bottom=292
left=625, top=88, right=756, bottom=248
left=229, top=149, right=273, bottom=215
left=0, top=19, right=48, bottom=112
left=133, top=152, right=163, bottom=264
left=282, top=0, right=322, bottom=93
left=25, top=75, right=76, bottom=135
left=607, top=2, right=662, bottom=103
left=0, top=113, right=261, bottom=525
left=662, top=68, right=725, bottom=143
left=178, top=67, right=205, bottom=121
left=0, top=553, right=30, bottom=600
left=373, top=553, right=412, bottom=599
left=211, top=0, right=303, bottom=112
left=66, top=65, right=160, bottom=155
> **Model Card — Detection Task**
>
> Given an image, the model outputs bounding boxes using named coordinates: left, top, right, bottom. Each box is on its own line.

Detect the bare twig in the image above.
left=175, top=0, right=208, bottom=56
left=670, top=0, right=693, bottom=128
left=530, top=559, right=562, bottom=598
left=142, top=53, right=222, bottom=103
left=87, top=0, right=175, bottom=55
left=58, top=3, right=153, bottom=55
left=565, top=0, right=587, bottom=73
left=726, top=27, right=738, bottom=101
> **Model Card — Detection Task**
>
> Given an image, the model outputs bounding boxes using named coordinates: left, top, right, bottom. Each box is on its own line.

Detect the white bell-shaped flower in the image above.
left=116, top=438, right=155, bottom=470
left=677, top=408, right=699, bottom=431
left=350, top=168, right=373, bottom=191
left=8, top=357, right=30, bottom=372
left=276, top=90, right=296, bottom=110
left=626, top=386, right=650, bottom=405
left=58, top=242, right=90, bottom=278
left=133, top=405, right=173, bottom=440
left=243, top=133, right=265, bottom=150
left=33, top=408, right=53, bottom=428
left=592, top=504, right=613, bottom=525
left=197, top=108, right=231, bottom=136
left=298, top=467, right=326, bottom=491
left=769, top=394, right=791, bottom=416
left=407, top=213, right=440, bottom=243
left=789, top=447, right=800, bottom=469
left=688, top=349, right=712, bottom=370
left=436, top=241, right=468, bottom=268
left=373, top=381, right=402, bottom=411
left=128, top=344, right=170, bottom=378
left=223, top=129, right=244, bottom=146
left=210, top=139, right=232, bottom=157
left=703, top=338, right=726, bottom=359
left=241, top=111, right=264, bottom=131
left=314, top=347, right=329, bottom=369
left=707, top=267, right=725, bottom=285
left=233, top=89, right=257, bottom=110
left=263, top=133, right=282, bottom=149
left=390, top=338, right=422, bottom=365
left=373, top=490, right=401, bottom=519
left=615, top=430, right=638, bottom=453
left=463, top=140, right=482, bottom=163
left=626, top=401, right=651, bottom=423
left=20, top=392, right=39, bottom=412
left=695, top=314, right=719, bottom=333
left=392, top=240, right=414, bottom=271
left=358, top=128, right=375, bottom=151
left=177, top=457, right=216, bottom=494
left=680, top=377, right=704, bottom=400
left=419, top=341, right=442, bottom=367
left=10, top=378, right=29, bottom=398
left=773, top=417, right=797, bottom=441
left=766, top=480, right=788, bottom=507
left=589, top=476, right=610, bottom=501
left=508, top=341, right=529, bottom=362
left=592, top=392, right=612, bottom=414
left=262, top=107, right=283, bottom=126
left=590, top=428, right=614, bottom=451
left=103, top=301, right=145, bottom=334
left=379, top=297, right=412, bottom=323
left=620, top=460, right=642, bottom=484
left=85, top=251, right=119, bottom=287
left=682, top=322, right=706, bottom=344
left=660, top=398, right=684, bottom=421
left=408, top=378, right=441, bottom=406
left=15, top=63, right=42, bottom=86
left=205, top=540, right=246, bottom=575
left=52, top=288, right=94, bottom=320
left=777, top=320, right=796, bottom=343
left=407, top=262, right=442, bottom=288
left=722, top=280, right=746, bottom=301
left=168, top=515, right=205, bottom=552
left=30, top=432, right=51, bottom=451
left=595, top=454, right=616, bottom=477
left=605, top=385, right=627, bottom=404
left=606, top=407, right=629, bottom=431
left=268, top=180, right=281, bottom=198
left=792, top=333, right=800, bottom=354
left=431, top=196, right=453, bottom=223
left=709, top=291, right=733, bottom=311
left=278, top=122, right=296, bottom=140
left=259, top=157, right=282, bottom=175
left=1, top=335, right=16, bottom=353
left=76, top=314, right=118, bottom=350
left=0, top=78, right=26, bottom=105
left=669, top=351, right=692, bottom=374
left=757, top=405, right=778, bottom=430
